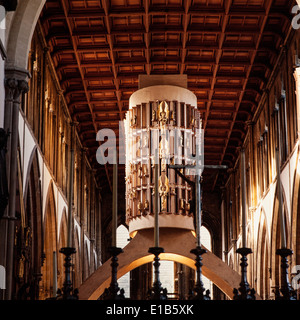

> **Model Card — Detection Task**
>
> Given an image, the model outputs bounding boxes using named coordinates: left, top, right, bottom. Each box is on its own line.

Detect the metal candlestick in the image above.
left=102, top=246, right=125, bottom=300
left=56, top=247, right=78, bottom=300
left=233, top=247, right=256, bottom=300
left=189, top=246, right=211, bottom=300
left=274, top=248, right=297, bottom=300
left=147, top=247, right=168, bottom=300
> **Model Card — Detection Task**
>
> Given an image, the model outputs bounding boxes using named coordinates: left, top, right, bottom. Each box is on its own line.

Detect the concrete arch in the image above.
left=5, top=0, right=46, bottom=70
left=78, top=228, right=261, bottom=300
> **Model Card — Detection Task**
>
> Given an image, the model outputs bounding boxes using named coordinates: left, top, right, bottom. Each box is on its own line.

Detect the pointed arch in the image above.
left=256, top=209, right=270, bottom=299
left=291, top=150, right=300, bottom=267
left=73, top=226, right=81, bottom=289
left=40, top=181, right=57, bottom=299
left=57, top=208, right=67, bottom=290
left=271, top=182, right=290, bottom=294
left=15, top=148, right=43, bottom=300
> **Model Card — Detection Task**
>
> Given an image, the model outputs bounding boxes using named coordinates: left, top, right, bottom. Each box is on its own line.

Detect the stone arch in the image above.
left=40, top=181, right=57, bottom=299
left=57, top=208, right=67, bottom=290
left=83, top=241, right=90, bottom=282
left=202, top=208, right=221, bottom=256
left=23, top=145, right=38, bottom=200
left=271, top=182, right=290, bottom=293
left=14, top=148, right=43, bottom=300
left=291, top=149, right=300, bottom=267
left=23, top=148, right=43, bottom=298
left=256, top=209, right=270, bottom=299
left=73, top=226, right=81, bottom=289
left=78, top=228, right=261, bottom=300
left=5, top=0, right=46, bottom=70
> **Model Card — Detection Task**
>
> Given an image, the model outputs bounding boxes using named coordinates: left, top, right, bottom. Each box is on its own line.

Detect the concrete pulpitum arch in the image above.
left=5, top=0, right=46, bottom=70
left=78, top=228, right=261, bottom=300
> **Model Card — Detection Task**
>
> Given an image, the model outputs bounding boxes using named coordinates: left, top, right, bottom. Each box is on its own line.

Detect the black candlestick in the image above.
left=102, top=246, right=125, bottom=300
left=56, top=247, right=78, bottom=300
left=274, top=248, right=297, bottom=300
left=189, top=246, right=211, bottom=300
left=233, top=247, right=256, bottom=300
left=147, top=247, right=168, bottom=300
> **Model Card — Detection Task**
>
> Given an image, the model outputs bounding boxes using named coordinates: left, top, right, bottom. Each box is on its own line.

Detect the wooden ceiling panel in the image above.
left=39, top=0, right=293, bottom=190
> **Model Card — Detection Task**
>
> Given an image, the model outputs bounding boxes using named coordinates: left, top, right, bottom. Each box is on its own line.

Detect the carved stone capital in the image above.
left=5, top=67, right=30, bottom=102
left=5, top=79, right=29, bottom=100
left=4, top=78, right=18, bottom=100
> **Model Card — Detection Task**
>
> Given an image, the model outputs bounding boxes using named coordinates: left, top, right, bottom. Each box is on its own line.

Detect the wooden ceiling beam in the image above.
left=59, top=0, right=113, bottom=192
left=212, top=0, right=275, bottom=190
left=180, top=0, right=191, bottom=74
left=102, top=0, right=124, bottom=122
left=143, top=0, right=151, bottom=75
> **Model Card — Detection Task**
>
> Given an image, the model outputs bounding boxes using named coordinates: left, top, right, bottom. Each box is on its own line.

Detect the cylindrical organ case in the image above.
left=124, top=85, right=202, bottom=236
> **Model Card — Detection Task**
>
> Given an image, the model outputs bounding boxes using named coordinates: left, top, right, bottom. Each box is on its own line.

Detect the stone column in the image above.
left=95, top=187, right=102, bottom=268
left=246, top=120, right=256, bottom=208
left=80, top=147, right=87, bottom=282
left=89, top=170, right=96, bottom=273
left=0, top=69, right=29, bottom=300
left=220, top=186, right=226, bottom=263
left=293, top=67, right=300, bottom=140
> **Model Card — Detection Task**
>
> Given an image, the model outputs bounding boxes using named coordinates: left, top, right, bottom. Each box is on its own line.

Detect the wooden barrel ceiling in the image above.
left=39, top=0, right=295, bottom=194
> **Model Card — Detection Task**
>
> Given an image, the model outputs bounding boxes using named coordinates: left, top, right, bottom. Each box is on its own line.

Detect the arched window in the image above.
left=117, top=225, right=130, bottom=298
left=201, top=226, right=213, bottom=297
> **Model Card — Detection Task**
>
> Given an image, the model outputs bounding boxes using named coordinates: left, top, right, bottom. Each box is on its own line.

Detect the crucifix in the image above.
left=168, top=160, right=227, bottom=300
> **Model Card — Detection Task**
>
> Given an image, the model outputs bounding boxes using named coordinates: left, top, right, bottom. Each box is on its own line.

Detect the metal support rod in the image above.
left=147, top=247, right=168, bottom=300
left=57, top=247, right=78, bottom=300
left=233, top=247, right=256, bottom=300
left=195, top=175, right=201, bottom=247
left=112, top=149, right=117, bottom=247
left=154, top=149, right=159, bottom=248
left=275, top=248, right=297, bottom=300
left=189, top=246, right=211, bottom=300
left=275, top=148, right=287, bottom=248
left=102, top=246, right=125, bottom=300
left=240, top=149, right=247, bottom=248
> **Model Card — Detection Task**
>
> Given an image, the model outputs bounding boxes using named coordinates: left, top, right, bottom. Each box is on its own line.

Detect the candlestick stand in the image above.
left=147, top=247, right=168, bottom=300
left=56, top=247, right=78, bottom=300
left=274, top=248, right=297, bottom=300
left=189, top=246, right=211, bottom=300
left=102, top=246, right=125, bottom=300
left=233, top=247, right=256, bottom=300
